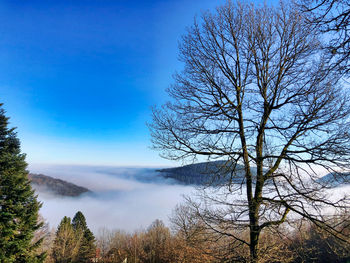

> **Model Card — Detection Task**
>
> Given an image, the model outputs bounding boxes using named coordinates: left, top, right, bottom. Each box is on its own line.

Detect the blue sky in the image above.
left=0, top=0, right=270, bottom=166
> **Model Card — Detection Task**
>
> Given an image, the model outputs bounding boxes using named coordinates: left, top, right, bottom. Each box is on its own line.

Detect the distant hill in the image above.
left=159, top=161, right=350, bottom=188
left=317, top=172, right=350, bottom=187
left=28, top=173, right=90, bottom=197
left=157, top=160, right=246, bottom=186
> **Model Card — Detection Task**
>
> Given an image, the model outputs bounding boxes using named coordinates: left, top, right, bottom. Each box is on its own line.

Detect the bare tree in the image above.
left=149, top=1, right=350, bottom=262
left=299, top=0, right=350, bottom=74
left=170, top=204, right=251, bottom=263
left=289, top=215, right=350, bottom=262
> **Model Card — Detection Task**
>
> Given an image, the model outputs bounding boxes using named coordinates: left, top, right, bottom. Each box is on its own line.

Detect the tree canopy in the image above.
left=300, top=0, right=350, bottom=74
left=149, top=1, right=350, bottom=262
left=72, top=211, right=96, bottom=263
left=52, top=212, right=96, bottom=263
left=0, top=103, right=45, bottom=263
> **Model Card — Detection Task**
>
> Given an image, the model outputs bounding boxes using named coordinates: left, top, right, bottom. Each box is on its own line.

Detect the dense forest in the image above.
left=28, top=173, right=90, bottom=197
left=157, top=161, right=246, bottom=185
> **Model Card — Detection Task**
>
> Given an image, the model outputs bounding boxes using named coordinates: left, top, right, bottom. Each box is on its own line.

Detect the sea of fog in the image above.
left=28, top=164, right=350, bottom=234
left=28, top=164, right=195, bottom=233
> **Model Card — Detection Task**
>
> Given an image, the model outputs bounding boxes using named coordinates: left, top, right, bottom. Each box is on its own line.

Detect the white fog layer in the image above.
left=29, top=164, right=194, bottom=233
left=28, top=164, right=350, bottom=233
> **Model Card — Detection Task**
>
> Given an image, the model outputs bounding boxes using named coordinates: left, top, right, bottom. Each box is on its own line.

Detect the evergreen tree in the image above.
left=52, top=216, right=80, bottom=263
left=0, top=103, right=45, bottom=263
left=72, top=211, right=87, bottom=230
left=72, top=211, right=96, bottom=263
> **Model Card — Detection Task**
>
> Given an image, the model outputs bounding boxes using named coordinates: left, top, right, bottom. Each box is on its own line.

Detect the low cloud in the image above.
left=29, top=164, right=194, bottom=233
left=28, top=164, right=350, bottom=233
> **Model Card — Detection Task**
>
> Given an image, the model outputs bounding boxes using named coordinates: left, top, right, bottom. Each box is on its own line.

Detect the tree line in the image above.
left=34, top=207, right=350, bottom=263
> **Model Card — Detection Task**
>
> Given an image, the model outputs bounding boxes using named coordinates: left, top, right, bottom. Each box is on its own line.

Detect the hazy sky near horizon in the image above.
left=0, top=0, right=270, bottom=166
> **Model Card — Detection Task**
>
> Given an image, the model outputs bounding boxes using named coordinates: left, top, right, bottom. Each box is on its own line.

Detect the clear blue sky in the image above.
left=0, top=0, right=269, bottom=166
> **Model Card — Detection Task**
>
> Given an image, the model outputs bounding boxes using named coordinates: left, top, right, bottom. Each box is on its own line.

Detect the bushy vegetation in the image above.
left=33, top=207, right=350, bottom=263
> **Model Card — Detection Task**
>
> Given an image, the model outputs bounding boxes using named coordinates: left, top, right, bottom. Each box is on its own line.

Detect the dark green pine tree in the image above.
left=72, top=211, right=96, bottom=263
left=0, top=104, right=45, bottom=263
left=71, top=211, right=87, bottom=231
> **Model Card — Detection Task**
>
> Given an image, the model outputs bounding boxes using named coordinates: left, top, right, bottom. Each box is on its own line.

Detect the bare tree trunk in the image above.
left=249, top=203, right=260, bottom=263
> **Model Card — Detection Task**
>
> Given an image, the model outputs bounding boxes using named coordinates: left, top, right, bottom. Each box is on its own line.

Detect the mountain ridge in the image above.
left=28, top=173, right=90, bottom=197
left=157, top=160, right=246, bottom=185
left=158, top=161, right=350, bottom=188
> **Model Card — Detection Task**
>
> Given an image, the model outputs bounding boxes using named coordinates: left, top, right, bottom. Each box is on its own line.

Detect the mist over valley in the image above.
left=28, top=162, right=350, bottom=234
left=28, top=164, right=195, bottom=233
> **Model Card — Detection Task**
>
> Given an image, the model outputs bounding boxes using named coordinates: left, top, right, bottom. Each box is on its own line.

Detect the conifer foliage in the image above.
left=0, top=103, right=45, bottom=263
left=52, top=216, right=79, bottom=263
left=52, top=211, right=96, bottom=263
left=72, top=211, right=96, bottom=263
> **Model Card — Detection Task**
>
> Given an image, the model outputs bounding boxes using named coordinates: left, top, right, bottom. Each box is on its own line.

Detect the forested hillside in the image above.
left=28, top=173, right=90, bottom=197
left=317, top=172, right=350, bottom=187
left=157, top=161, right=246, bottom=185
